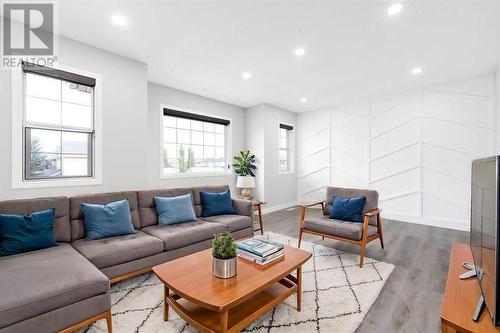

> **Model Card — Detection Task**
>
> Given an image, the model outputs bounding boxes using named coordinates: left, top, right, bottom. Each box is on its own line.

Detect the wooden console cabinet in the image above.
left=441, top=243, right=500, bottom=333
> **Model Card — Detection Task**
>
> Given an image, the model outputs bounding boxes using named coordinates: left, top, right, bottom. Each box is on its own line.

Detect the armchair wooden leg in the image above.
left=298, top=228, right=303, bottom=248
left=105, top=310, right=112, bottom=333
left=377, top=213, right=384, bottom=249
left=359, top=241, right=366, bottom=268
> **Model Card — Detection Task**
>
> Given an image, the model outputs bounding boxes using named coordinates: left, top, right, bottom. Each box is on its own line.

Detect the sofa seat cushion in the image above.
left=0, top=244, right=109, bottom=328
left=141, top=220, right=226, bottom=251
left=201, top=215, right=252, bottom=232
left=303, top=216, right=378, bottom=241
left=72, top=231, right=164, bottom=269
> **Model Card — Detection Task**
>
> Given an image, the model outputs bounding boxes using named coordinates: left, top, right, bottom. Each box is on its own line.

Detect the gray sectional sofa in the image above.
left=0, top=185, right=253, bottom=333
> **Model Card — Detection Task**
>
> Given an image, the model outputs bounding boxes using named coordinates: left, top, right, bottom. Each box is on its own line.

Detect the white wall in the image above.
left=298, top=74, right=496, bottom=231
left=246, top=104, right=297, bottom=210
left=0, top=36, right=148, bottom=200
left=147, top=82, right=246, bottom=193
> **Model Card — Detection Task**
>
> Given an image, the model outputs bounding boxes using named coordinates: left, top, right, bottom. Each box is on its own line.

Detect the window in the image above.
left=22, top=62, right=95, bottom=180
left=279, top=123, right=293, bottom=172
left=162, top=108, right=230, bottom=176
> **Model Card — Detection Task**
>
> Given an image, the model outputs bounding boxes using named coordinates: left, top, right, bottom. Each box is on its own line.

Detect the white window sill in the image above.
left=278, top=170, right=295, bottom=175
left=161, top=172, right=232, bottom=179
left=12, top=178, right=102, bottom=189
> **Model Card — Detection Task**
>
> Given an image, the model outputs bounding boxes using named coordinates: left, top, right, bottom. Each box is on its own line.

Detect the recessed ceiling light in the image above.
left=294, top=47, right=306, bottom=56
left=387, top=3, right=403, bottom=16
left=300, top=98, right=307, bottom=103
left=110, top=14, right=128, bottom=26
left=242, top=71, right=252, bottom=80
left=411, top=67, right=422, bottom=74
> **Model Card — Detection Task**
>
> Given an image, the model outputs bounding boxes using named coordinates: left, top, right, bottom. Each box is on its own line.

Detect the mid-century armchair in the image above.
left=298, top=187, right=384, bottom=267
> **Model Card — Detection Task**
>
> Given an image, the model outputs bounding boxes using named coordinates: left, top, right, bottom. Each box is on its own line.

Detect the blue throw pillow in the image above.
left=154, top=194, right=197, bottom=225
left=82, top=199, right=135, bottom=241
left=0, top=208, right=57, bottom=256
left=200, top=190, right=236, bottom=217
left=329, top=196, right=367, bottom=223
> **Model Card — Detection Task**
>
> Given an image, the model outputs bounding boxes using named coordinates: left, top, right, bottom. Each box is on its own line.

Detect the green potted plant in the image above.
left=212, top=232, right=238, bottom=279
left=233, top=150, right=257, bottom=200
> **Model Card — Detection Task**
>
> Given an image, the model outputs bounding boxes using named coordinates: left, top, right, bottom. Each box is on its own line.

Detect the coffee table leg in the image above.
left=297, top=267, right=302, bottom=311
left=220, top=309, right=229, bottom=332
left=164, top=285, right=169, bottom=321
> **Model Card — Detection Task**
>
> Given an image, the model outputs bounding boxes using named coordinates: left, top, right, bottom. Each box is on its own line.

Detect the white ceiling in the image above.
left=58, top=0, right=500, bottom=112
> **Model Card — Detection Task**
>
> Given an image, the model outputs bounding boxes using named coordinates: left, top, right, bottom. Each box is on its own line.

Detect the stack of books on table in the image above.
left=236, top=236, right=284, bottom=266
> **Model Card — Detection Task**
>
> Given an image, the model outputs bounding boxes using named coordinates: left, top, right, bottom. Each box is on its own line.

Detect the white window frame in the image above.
left=159, top=104, right=232, bottom=179
left=279, top=123, right=295, bottom=175
left=11, top=64, right=102, bottom=189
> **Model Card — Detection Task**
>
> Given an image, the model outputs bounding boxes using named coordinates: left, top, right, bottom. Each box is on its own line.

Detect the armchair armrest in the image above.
left=231, top=198, right=253, bottom=218
left=364, top=208, right=381, bottom=217
left=299, top=201, right=325, bottom=209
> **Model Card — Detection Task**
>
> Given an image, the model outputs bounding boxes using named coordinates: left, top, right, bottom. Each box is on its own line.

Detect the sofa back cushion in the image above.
left=325, top=187, right=378, bottom=226
left=0, top=208, right=57, bottom=256
left=70, top=191, right=140, bottom=241
left=192, top=185, right=230, bottom=217
left=200, top=190, right=236, bottom=217
left=82, top=199, right=136, bottom=240
left=154, top=194, right=197, bottom=225
left=0, top=196, right=71, bottom=242
left=137, top=188, right=193, bottom=227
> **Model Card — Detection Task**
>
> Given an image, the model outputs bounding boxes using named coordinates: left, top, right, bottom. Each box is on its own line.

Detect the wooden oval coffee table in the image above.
left=153, top=245, right=311, bottom=333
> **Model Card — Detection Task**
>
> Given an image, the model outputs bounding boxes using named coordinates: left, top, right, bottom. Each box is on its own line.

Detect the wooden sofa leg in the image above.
left=105, top=310, right=112, bottom=333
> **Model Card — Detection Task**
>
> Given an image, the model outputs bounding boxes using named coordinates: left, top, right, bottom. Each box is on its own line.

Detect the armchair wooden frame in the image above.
left=298, top=201, right=384, bottom=268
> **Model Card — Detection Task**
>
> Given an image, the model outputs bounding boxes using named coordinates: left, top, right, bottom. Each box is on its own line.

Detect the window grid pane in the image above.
left=24, top=72, right=95, bottom=180
left=162, top=115, right=227, bottom=174
left=279, top=128, right=290, bottom=171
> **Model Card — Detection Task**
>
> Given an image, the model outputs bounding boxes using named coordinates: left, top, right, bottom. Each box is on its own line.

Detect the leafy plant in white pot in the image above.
left=233, top=150, right=257, bottom=200
left=212, top=232, right=238, bottom=279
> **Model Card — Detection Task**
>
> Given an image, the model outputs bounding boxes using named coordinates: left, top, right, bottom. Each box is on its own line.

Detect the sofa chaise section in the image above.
left=0, top=196, right=111, bottom=333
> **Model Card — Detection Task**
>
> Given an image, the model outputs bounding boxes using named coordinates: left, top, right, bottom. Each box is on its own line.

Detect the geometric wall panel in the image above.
left=422, top=91, right=493, bottom=128
left=421, top=117, right=492, bottom=156
left=371, top=118, right=419, bottom=160
left=370, top=94, right=419, bottom=137
left=371, top=168, right=419, bottom=199
left=422, top=143, right=474, bottom=181
left=422, top=168, right=470, bottom=209
left=422, top=192, right=469, bottom=224
left=370, top=143, right=419, bottom=181
left=379, top=192, right=419, bottom=216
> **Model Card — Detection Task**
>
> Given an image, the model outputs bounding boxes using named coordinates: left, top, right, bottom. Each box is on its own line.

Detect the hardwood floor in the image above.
left=260, top=206, right=468, bottom=333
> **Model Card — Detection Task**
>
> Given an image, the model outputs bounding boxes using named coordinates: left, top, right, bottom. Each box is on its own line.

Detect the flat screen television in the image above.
left=471, top=156, right=500, bottom=325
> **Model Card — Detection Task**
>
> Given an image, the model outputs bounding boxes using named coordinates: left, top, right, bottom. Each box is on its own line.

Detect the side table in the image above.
left=252, top=201, right=265, bottom=235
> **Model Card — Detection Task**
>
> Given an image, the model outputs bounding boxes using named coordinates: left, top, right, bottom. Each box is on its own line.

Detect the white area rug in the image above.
left=82, top=232, right=394, bottom=333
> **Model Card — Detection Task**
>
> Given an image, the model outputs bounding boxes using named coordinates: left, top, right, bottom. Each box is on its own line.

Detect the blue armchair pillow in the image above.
left=329, top=196, right=366, bottom=223
left=154, top=194, right=197, bottom=225
left=82, top=199, right=136, bottom=241
left=200, top=190, right=236, bottom=217
left=0, top=208, right=57, bottom=256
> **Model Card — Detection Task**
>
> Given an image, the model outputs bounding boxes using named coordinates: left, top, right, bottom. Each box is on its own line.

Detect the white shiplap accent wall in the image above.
left=297, top=74, right=495, bottom=231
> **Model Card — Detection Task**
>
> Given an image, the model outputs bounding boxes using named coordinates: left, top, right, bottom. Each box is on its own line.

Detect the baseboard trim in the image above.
left=382, top=212, right=469, bottom=231
left=261, top=201, right=299, bottom=215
